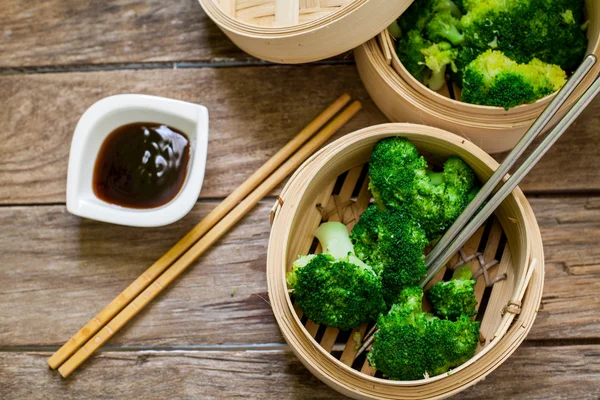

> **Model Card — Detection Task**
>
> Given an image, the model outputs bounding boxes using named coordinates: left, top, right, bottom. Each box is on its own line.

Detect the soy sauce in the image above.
left=93, top=123, right=191, bottom=209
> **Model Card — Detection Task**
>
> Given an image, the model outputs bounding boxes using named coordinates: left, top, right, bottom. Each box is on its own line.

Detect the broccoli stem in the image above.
left=452, top=264, right=473, bottom=281
left=426, top=66, right=448, bottom=91
left=443, top=26, right=464, bottom=46
left=445, top=0, right=463, bottom=19
left=426, top=170, right=445, bottom=186
left=314, top=222, right=354, bottom=259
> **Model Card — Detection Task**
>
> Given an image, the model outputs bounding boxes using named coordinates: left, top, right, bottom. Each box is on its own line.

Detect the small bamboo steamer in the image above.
left=355, top=0, right=600, bottom=154
left=197, top=0, right=413, bottom=64
left=267, top=123, right=544, bottom=399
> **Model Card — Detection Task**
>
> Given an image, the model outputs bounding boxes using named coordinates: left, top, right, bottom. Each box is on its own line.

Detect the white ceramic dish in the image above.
left=66, top=94, right=209, bottom=227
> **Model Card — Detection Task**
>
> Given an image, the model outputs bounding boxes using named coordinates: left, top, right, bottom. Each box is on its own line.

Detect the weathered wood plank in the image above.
left=0, top=66, right=386, bottom=204
left=0, top=346, right=598, bottom=399
left=2, top=68, right=600, bottom=205
left=493, top=96, right=600, bottom=194
left=455, top=345, right=600, bottom=400
left=0, top=202, right=282, bottom=347
left=526, top=196, right=600, bottom=340
left=0, top=350, right=341, bottom=399
left=0, top=197, right=598, bottom=347
left=0, top=0, right=251, bottom=69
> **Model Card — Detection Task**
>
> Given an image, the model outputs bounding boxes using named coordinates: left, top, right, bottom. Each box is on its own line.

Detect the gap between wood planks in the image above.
left=2, top=338, right=600, bottom=353
left=0, top=58, right=355, bottom=76
left=1, top=339, right=600, bottom=354
left=1, top=189, right=599, bottom=209
left=0, top=344, right=289, bottom=353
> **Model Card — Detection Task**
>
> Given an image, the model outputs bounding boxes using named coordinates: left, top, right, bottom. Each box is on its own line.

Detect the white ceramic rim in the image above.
left=66, top=94, right=209, bottom=227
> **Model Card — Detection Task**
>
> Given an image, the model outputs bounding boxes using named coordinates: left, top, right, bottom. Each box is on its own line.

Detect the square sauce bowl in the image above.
left=66, top=94, right=209, bottom=227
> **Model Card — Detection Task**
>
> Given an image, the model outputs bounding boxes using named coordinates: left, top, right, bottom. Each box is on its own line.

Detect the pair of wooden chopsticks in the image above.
left=48, top=94, right=362, bottom=378
left=421, top=54, right=600, bottom=286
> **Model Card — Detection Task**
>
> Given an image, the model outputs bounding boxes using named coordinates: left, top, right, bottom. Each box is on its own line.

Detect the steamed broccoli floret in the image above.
left=368, top=287, right=431, bottom=380
left=461, top=50, right=567, bottom=109
left=438, top=155, right=478, bottom=223
left=426, top=314, right=480, bottom=375
left=421, top=42, right=459, bottom=90
left=351, top=206, right=429, bottom=305
left=426, top=11, right=464, bottom=46
left=368, top=137, right=479, bottom=239
left=368, top=287, right=480, bottom=380
left=395, top=0, right=464, bottom=88
left=397, top=30, right=433, bottom=83
left=460, top=0, right=588, bottom=72
left=397, top=0, right=460, bottom=33
left=287, top=222, right=386, bottom=331
left=427, top=264, right=477, bottom=320
left=395, top=0, right=586, bottom=108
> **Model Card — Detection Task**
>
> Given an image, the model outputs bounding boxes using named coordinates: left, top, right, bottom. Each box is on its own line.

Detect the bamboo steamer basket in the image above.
left=267, top=123, right=544, bottom=399
left=355, top=0, right=600, bottom=154
left=197, top=0, right=412, bottom=64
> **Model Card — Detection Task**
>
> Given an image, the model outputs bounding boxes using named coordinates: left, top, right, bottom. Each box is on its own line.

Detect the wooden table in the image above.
left=1, top=1, right=599, bottom=398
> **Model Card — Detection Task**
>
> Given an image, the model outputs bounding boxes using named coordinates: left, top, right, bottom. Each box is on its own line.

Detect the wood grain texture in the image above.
left=0, top=202, right=281, bottom=347
left=0, top=346, right=598, bottom=399
left=0, top=197, right=598, bottom=347
left=526, top=196, right=600, bottom=340
left=493, top=96, right=600, bottom=194
left=0, top=66, right=385, bottom=204
left=0, top=0, right=251, bottom=69
left=2, top=70, right=600, bottom=205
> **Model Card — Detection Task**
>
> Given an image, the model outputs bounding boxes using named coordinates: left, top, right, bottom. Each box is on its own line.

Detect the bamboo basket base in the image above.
left=287, top=161, right=515, bottom=379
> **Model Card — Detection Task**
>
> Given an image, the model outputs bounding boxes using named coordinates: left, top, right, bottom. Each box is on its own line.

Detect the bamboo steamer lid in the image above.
left=198, top=0, right=413, bottom=64
left=267, top=123, right=544, bottom=399
left=355, top=0, right=600, bottom=153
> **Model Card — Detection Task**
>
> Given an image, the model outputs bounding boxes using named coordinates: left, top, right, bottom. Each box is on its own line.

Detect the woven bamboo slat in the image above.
left=198, top=0, right=412, bottom=63
left=355, top=0, right=600, bottom=154
left=267, top=123, right=544, bottom=399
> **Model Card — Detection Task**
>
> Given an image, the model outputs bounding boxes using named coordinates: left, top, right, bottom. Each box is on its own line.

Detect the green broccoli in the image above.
left=368, top=286, right=480, bottom=380
left=367, top=286, right=431, bottom=380
left=460, top=0, right=588, bottom=72
left=350, top=206, right=429, bottom=306
left=287, top=222, right=386, bottom=331
left=395, top=0, right=464, bottom=88
left=426, top=11, right=464, bottom=46
left=421, top=42, right=459, bottom=90
left=427, top=264, right=477, bottom=320
left=368, top=137, right=479, bottom=240
left=437, top=155, right=478, bottom=224
left=397, top=0, right=461, bottom=33
left=461, top=50, right=567, bottom=109
left=397, top=30, right=433, bottom=83
left=426, top=314, right=481, bottom=376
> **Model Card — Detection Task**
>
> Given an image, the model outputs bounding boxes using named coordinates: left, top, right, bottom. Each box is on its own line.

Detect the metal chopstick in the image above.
left=423, top=55, right=597, bottom=272
left=421, top=58, right=600, bottom=287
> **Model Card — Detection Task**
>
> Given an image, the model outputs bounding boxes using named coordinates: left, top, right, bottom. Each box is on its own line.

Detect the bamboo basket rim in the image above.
left=267, top=123, right=544, bottom=397
left=364, top=1, right=600, bottom=122
left=278, top=123, right=528, bottom=384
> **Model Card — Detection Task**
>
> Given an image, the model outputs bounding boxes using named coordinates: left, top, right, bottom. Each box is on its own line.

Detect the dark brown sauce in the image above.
left=93, top=122, right=191, bottom=209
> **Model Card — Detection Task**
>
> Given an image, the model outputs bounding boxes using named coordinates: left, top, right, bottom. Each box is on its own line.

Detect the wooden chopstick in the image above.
left=56, top=100, right=363, bottom=378
left=422, top=57, right=600, bottom=286
left=424, top=55, right=597, bottom=274
left=47, top=93, right=351, bottom=370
